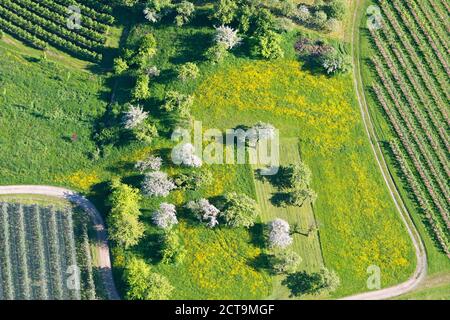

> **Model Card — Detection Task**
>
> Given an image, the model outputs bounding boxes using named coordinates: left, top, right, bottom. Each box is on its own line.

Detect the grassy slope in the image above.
left=254, top=138, right=324, bottom=299
left=109, top=17, right=273, bottom=299
left=0, top=0, right=422, bottom=299
left=0, top=20, right=273, bottom=300
left=357, top=0, right=450, bottom=276
left=184, top=32, right=415, bottom=295
left=0, top=44, right=105, bottom=185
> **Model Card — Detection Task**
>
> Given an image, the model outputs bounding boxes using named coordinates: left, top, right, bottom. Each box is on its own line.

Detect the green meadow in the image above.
left=0, top=0, right=421, bottom=299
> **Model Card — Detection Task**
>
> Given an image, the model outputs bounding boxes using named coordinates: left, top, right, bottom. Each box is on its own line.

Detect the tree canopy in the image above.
left=282, top=267, right=340, bottom=296
left=220, top=192, right=259, bottom=228
left=123, top=257, right=174, bottom=300
left=107, top=179, right=145, bottom=248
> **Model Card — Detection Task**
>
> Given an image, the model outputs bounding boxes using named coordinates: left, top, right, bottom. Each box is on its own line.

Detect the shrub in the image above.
left=143, top=7, right=160, bottom=23
left=213, top=0, right=238, bottom=24
left=294, top=37, right=333, bottom=56
left=146, top=273, right=174, bottom=299
left=174, top=169, right=212, bottom=190
left=219, top=192, right=259, bottom=228
left=160, top=230, right=185, bottom=264
left=294, top=5, right=311, bottom=23
left=326, top=0, right=346, bottom=20
left=95, top=126, right=121, bottom=147
left=204, top=42, right=229, bottom=64
left=248, top=121, right=276, bottom=143
left=282, top=267, right=340, bottom=296
left=281, top=162, right=312, bottom=190
left=135, top=33, right=157, bottom=67
left=146, top=0, right=173, bottom=11
left=321, top=50, right=352, bottom=74
left=109, top=178, right=142, bottom=215
left=107, top=179, right=145, bottom=248
left=114, top=0, right=139, bottom=7
left=175, top=1, right=195, bottom=26
left=123, top=257, right=152, bottom=300
left=145, top=66, right=161, bottom=77
left=270, top=249, right=302, bottom=274
left=311, top=10, right=328, bottom=29
left=142, top=171, right=176, bottom=197
left=253, top=30, right=284, bottom=60
left=123, top=257, right=174, bottom=300
left=107, top=210, right=145, bottom=248
left=324, top=18, right=339, bottom=33
left=152, top=202, right=178, bottom=229
left=141, top=32, right=157, bottom=50
left=177, top=62, right=200, bottom=81
left=237, top=5, right=252, bottom=33
left=113, top=57, right=128, bottom=75
left=278, top=0, right=298, bottom=18
left=253, top=8, right=276, bottom=36
left=319, top=267, right=340, bottom=293
left=287, top=188, right=317, bottom=207
left=186, top=198, right=220, bottom=228
left=162, top=90, right=194, bottom=118
left=132, top=74, right=151, bottom=101
left=135, top=155, right=163, bottom=172
left=133, top=120, right=158, bottom=143
left=312, top=0, right=325, bottom=11
left=276, top=17, right=297, bottom=33
left=277, top=162, right=317, bottom=207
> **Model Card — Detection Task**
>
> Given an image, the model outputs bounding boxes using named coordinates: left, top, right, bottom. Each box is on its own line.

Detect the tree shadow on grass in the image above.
left=249, top=222, right=266, bottom=248
left=186, top=6, right=214, bottom=29
left=24, top=56, right=41, bottom=63
left=154, top=68, right=178, bottom=86
left=247, top=223, right=272, bottom=271
left=249, top=252, right=271, bottom=271
left=231, top=36, right=254, bottom=59
left=255, top=166, right=292, bottom=189
left=269, top=192, right=291, bottom=207
left=135, top=232, right=163, bottom=264
left=104, top=160, right=136, bottom=175
left=88, top=181, right=111, bottom=217
left=121, top=174, right=144, bottom=190
left=170, top=30, right=213, bottom=64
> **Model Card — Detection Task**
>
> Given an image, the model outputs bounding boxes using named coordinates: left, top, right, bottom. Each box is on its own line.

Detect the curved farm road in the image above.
left=341, top=0, right=427, bottom=300
left=0, top=185, right=120, bottom=300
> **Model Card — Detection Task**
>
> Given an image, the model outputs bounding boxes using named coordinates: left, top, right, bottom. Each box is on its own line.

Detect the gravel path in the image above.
left=0, top=185, right=120, bottom=300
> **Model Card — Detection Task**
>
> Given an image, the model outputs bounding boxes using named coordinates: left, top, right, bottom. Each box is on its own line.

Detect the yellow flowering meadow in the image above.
left=192, top=58, right=415, bottom=294
left=154, top=222, right=271, bottom=299
left=194, top=60, right=356, bottom=153
left=57, top=170, right=100, bottom=191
